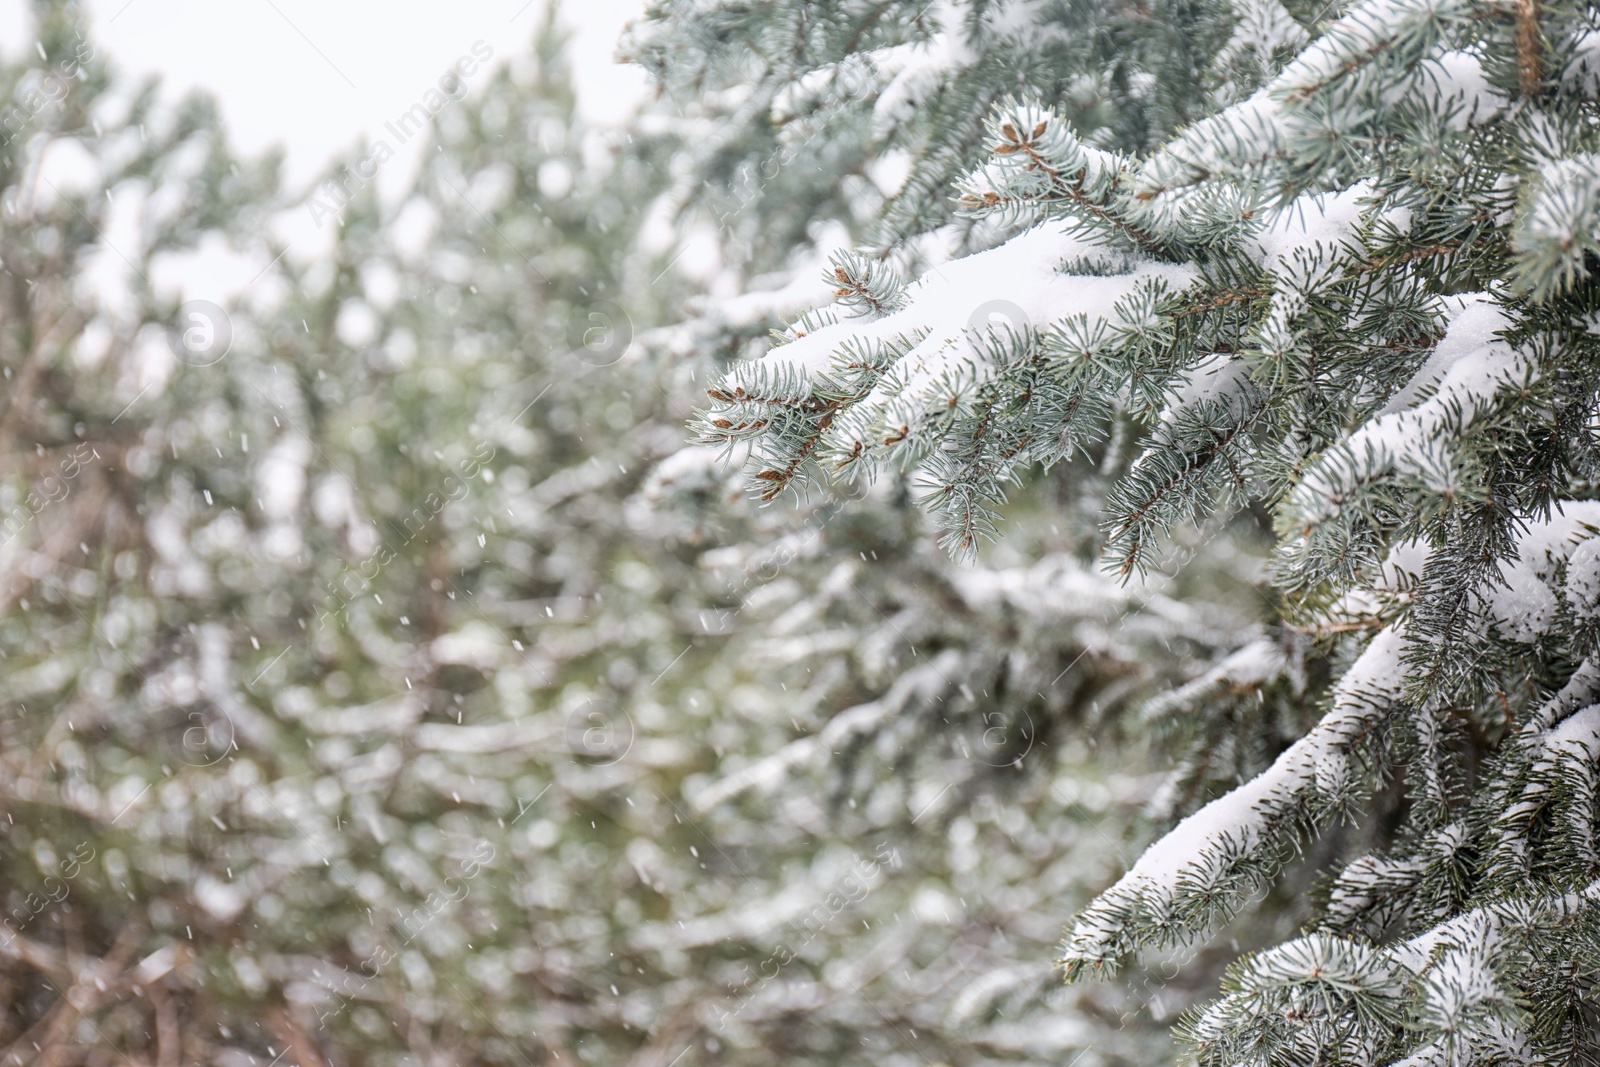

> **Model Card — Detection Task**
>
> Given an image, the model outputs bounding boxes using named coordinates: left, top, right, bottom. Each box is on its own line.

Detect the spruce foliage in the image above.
left=638, top=0, right=1600, bottom=1059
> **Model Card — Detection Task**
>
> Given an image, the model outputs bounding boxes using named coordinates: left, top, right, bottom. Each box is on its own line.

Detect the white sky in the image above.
left=1, top=0, right=652, bottom=189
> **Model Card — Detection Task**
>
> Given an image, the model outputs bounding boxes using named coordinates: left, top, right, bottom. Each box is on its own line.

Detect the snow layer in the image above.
left=1562, top=29, right=1600, bottom=96
left=1488, top=501, right=1600, bottom=643
left=761, top=226, right=1193, bottom=381
left=1293, top=296, right=1529, bottom=523
left=869, top=1, right=975, bottom=139
left=1064, top=625, right=1409, bottom=964
left=1270, top=0, right=1470, bottom=101
left=743, top=225, right=1196, bottom=459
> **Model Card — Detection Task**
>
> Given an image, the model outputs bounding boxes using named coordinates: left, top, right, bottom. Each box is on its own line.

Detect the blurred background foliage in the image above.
left=0, top=1, right=1298, bottom=1064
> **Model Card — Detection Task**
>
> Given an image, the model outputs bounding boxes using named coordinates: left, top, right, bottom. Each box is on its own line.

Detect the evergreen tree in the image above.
left=0, top=5, right=711, bottom=1062
left=622, top=3, right=1338, bottom=1064
left=621, top=0, right=1315, bottom=381
left=641, top=0, right=1600, bottom=1061
left=7, top=6, right=1206, bottom=1065
left=650, top=491, right=1298, bottom=1065
left=18, top=0, right=1600, bottom=1061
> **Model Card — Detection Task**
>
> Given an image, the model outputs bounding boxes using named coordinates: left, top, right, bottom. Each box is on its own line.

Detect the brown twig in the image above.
left=1515, top=0, right=1543, bottom=97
